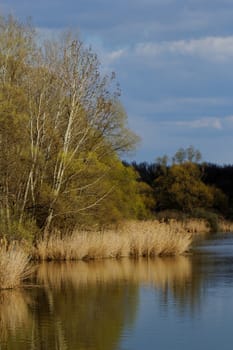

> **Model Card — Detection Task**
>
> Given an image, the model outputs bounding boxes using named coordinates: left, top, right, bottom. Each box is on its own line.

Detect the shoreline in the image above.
left=1, top=218, right=233, bottom=289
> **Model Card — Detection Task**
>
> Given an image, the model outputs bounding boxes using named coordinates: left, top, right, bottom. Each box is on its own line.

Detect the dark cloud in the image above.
left=2, top=0, right=233, bottom=43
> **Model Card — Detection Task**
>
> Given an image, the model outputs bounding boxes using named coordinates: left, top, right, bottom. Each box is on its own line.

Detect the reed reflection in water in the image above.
left=37, top=256, right=192, bottom=289
left=0, top=257, right=202, bottom=350
left=0, top=290, right=32, bottom=345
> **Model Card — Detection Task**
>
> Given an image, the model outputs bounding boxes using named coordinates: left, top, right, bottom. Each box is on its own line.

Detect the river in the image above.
left=1, top=233, right=233, bottom=349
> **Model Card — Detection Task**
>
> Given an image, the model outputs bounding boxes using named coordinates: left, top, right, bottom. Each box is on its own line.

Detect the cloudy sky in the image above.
left=1, top=0, right=233, bottom=164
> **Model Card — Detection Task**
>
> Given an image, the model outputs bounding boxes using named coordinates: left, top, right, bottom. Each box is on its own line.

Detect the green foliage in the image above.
left=155, top=162, right=214, bottom=213
left=210, top=187, right=228, bottom=214
left=68, top=159, right=153, bottom=228
left=0, top=217, right=38, bottom=242
left=172, top=146, right=202, bottom=164
left=192, top=208, right=220, bottom=233
left=0, top=15, right=141, bottom=238
left=132, top=150, right=232, bottom=222
left=155, top=209, right=188, bottom=222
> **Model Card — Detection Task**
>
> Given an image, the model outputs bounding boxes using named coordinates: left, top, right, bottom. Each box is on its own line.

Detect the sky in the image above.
left=1, top=0, right=233, bottom=164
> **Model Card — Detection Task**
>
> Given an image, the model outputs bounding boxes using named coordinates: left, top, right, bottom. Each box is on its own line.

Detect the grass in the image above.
left=0, top=244, right=31, bottom=290
left=34, top=220, right=192, bottom=261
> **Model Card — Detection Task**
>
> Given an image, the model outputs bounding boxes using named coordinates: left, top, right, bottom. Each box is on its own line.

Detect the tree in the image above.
left=168, top=163, right=213, bottom=212
left=0, top=15, right=139, bottom=238
left=29, top=35, right=138, bottom=231
left=172, top=146, right=202, bottom=164
left=0, top=15, right=36, bottom=239
left=155, top=162, right=213, bottom=213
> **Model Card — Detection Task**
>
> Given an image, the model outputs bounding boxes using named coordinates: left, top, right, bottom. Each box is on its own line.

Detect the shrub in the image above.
left=192, top=208, right=219, bottom=232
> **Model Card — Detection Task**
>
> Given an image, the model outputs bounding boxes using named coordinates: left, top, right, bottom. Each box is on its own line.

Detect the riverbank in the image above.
left=0, top=220, right=192, bottom=289
left=1, top=217, right=233, bottom=290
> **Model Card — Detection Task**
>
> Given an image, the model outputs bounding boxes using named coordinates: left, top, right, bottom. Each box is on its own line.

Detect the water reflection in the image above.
left=0, top=290, right=32, bottom=347
left=0, top=256, right=202, bottom=350
left=34, top=262, right=139, bottom=350
left=36, top=257, right=192, bottom=289
left=2, top=236, right=233, bottom=350
left=37, top=257, right=203, bottom=319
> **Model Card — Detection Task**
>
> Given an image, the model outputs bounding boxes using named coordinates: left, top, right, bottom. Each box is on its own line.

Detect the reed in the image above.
left=0, top=245, right=31, bottom=289
left=34, top=220, right=192, bottom=261
left=182, top=219, right=209, bottom=234
left=219, top=220, right=233, bottom=232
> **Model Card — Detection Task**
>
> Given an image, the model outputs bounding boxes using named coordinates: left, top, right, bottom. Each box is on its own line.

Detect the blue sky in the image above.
left=1, top=0, right=233, bottom=164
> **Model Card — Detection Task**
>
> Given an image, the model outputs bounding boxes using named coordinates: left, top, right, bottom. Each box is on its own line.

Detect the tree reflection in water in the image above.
left=0, top=256, right=203, bottom=349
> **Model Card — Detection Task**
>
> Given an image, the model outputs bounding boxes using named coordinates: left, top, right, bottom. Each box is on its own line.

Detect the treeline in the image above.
left=128, top=146, right=233, bottom=225
left=0, top=15, right=149, bottom=240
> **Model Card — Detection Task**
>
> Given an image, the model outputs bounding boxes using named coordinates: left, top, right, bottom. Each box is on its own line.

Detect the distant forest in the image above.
left=127, top=146, right=233, bottom=222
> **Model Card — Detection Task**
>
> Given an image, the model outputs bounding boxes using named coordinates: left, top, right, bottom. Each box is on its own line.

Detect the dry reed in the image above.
left=219, top=220, right=233, bottom=232
left=0, top=245, right=31, bottom=289
left=182, top=219, right=209, bottom=234
left=35, top=220, right=192, bottom=261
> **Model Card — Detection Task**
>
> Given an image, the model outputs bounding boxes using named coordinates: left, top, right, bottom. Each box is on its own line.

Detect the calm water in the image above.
left=1, top=234, right=233, bottom=349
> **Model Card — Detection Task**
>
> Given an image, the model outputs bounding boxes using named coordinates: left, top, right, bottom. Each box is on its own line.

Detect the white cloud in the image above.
left=136, top=116, right=224, bottom=131
left=104, top=48, right=127, bottom=64
left=135, top=36, right=233, bottom=62
left=160, top=114, right=233, bottom=131
left=173, top=117, right=222, bottom=129
left=90, top=35, right=233, bottom=71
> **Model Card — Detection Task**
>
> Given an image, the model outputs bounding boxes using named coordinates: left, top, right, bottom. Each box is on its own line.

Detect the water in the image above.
left=1, top=234, right=233, bottom=349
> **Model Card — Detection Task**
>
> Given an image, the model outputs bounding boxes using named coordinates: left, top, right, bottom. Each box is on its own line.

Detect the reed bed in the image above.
left=34, top=220, right=192, bottom=261
left=182, top=219, right=209, bottom=234
left=0, top=245, right=31, bottom=289
left=219, top=220, right=233, bottom=232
